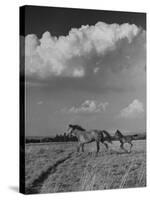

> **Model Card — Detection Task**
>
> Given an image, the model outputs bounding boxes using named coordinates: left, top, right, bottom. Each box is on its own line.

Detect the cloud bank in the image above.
left=119, top=99, right=144, bottom=119
left=63, top=100, right=109, bottom=113
left=25, top=22, right=144, bottom=79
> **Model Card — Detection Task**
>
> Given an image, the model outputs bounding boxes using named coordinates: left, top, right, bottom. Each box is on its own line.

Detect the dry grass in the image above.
left=25, top=140, right=146, bottom=194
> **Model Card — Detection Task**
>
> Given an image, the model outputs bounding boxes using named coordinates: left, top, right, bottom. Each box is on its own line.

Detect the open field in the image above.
left=25, top=140, right=146, bottom=194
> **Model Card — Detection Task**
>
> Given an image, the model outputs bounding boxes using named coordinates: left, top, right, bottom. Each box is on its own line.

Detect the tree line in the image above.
left=25, top=133, right=78, bottom=143
left=25, top=132, right=146, bottom=144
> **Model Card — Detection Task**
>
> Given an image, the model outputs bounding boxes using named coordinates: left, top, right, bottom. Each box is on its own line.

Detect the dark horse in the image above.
left=115, top=129, right=138, bottom=152
left=66, top=124, right=112, bottom=153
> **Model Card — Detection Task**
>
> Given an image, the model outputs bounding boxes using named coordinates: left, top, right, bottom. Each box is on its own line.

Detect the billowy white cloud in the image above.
left=37, top=101, right=43, bottom=105
left=118, top=99, right=144, bottom=118
left=63, top=100, right=109, bottom=113
left=25, top=22, right=144, bottom=78
left=93, top=67, right=100, bottom=74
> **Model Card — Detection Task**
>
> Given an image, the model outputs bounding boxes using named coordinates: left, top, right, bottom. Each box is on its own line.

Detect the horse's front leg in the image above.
left=77, top=143, right=84, bottom=152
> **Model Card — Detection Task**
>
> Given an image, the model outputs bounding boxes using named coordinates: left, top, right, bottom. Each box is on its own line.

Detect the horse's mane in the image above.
left=69, top=124, right=86, bottom=131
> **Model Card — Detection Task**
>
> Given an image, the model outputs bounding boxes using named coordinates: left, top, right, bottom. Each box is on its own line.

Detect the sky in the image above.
left=21, top=6, right=146, bottom=136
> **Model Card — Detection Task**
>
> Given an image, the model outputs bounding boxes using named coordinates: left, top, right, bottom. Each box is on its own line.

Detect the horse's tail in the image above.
left=131, top=134, right=138, bottom=139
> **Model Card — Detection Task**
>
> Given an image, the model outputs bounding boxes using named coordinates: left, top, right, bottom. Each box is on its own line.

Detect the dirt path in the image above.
left=25, top=152, right=74, bottom=194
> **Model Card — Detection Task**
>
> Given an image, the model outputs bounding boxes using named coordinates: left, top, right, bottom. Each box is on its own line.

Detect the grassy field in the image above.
left=25, top=140, right=146, bottom=194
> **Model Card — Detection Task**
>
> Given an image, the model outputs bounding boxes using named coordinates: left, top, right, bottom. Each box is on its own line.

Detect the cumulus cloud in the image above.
left=118, top=99, right=144, bottom=118
left=63, top=100, right=109, bottom=113
left=25, top=22, right=143, bottom=79
left=37, top=101, right=43, bottom=105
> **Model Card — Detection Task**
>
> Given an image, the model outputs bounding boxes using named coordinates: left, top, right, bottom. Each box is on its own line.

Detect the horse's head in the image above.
left=102, top=130, right=112, bottom=144
left=66, top=124, right=85, bottom=137
left=115, top=129, right=122, bottom=138
left=66, top=124, right=75, bottom=137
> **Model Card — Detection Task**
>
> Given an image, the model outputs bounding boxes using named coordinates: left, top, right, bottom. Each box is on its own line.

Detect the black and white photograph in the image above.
left=20, top=5, right=146, bottom=195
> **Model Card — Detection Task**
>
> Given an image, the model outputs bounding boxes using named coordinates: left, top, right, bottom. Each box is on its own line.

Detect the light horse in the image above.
left=66, top=124, right=112, bottom=153
left=115, top=129, right=138, bottom=152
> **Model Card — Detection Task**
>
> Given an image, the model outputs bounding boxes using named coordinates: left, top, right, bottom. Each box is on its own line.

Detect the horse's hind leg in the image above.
left=120, top=142, right=127, bottom=152
left=81, top=143, right=84, bottom=152
left=120, top=142, right=123, bottom=150
left=129, top=142, right=133, bottom=152
left=77, top=144, right=80, bottom=152
left=96, top=141, right=100, bottom=153
left=103, top=142, right=108, bottom=150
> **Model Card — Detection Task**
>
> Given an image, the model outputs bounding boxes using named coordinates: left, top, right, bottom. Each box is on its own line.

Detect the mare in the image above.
left=66, top=124, right=112, bottom=153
